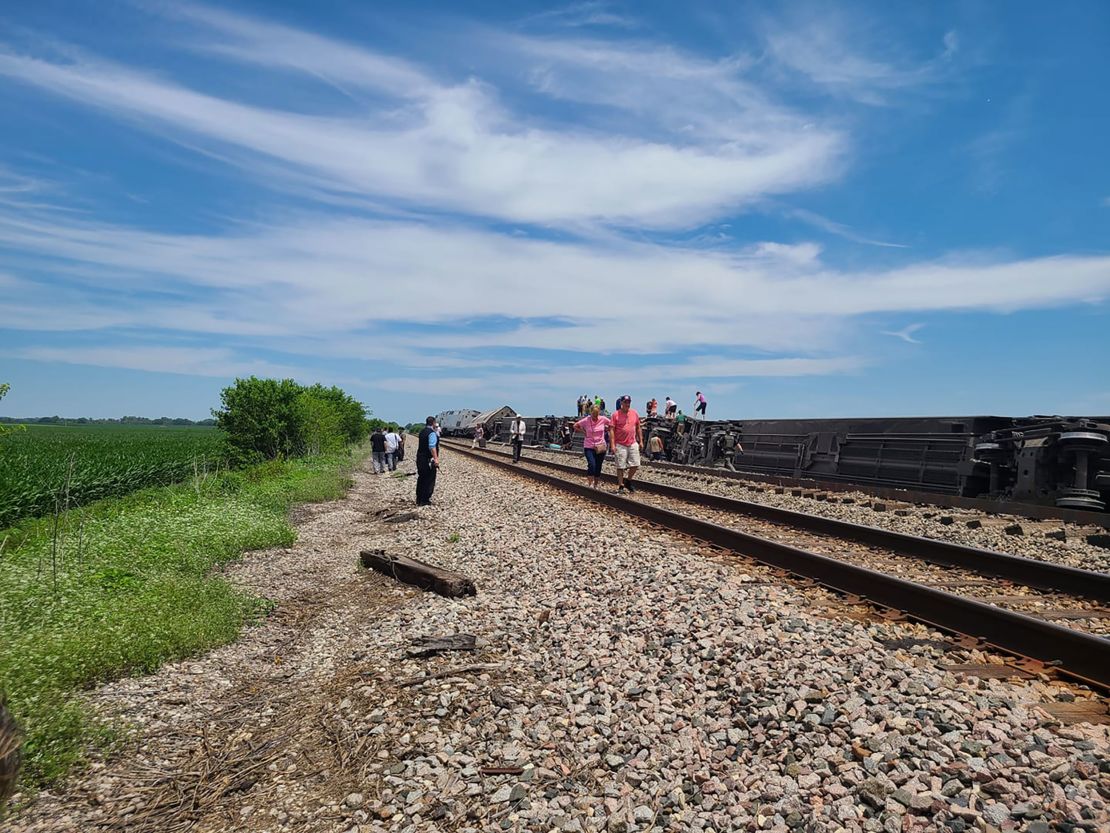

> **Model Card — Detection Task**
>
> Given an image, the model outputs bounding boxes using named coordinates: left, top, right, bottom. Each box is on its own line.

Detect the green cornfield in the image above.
left=0, top=425, right=229, bottom=529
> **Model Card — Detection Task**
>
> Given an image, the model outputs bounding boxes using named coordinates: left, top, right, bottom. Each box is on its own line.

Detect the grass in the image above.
left=0, top=448, right=363, bottom=788
left=0, top=425, right=228, bottom=529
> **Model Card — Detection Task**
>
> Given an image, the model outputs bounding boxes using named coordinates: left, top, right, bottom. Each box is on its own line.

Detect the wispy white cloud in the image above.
left=0, top=10, right=844, bottom=230
left=16, top=345, right=306, bottom=378
left=784, top=207, right=908, bottom=248
left=517, top=2, right=636, bottom=30
left=2, top=206, right=1108, bottom=363
left=881, top=322, right=925, bottom=344
left=759, top=9, right=960, bottom=106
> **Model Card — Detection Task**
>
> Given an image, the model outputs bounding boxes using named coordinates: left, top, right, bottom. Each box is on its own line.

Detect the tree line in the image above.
left=0, top=416, right=216, bottom=426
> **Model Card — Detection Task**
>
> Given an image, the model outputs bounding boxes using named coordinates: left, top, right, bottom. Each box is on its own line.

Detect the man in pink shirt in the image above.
left=609, top=395, right=644, bottom=494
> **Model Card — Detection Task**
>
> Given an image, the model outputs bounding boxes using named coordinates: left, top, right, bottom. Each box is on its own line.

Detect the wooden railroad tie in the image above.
left=359, top=549, right=477, bottom=597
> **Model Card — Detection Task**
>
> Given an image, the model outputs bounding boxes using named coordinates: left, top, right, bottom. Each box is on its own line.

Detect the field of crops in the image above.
left=0, top=425, right=229, bottom=528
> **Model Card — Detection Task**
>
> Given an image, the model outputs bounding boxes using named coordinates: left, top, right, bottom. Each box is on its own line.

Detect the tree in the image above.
left=213, top=377, right=306, bottom=463
left=214, top=377, right=371, bottom=462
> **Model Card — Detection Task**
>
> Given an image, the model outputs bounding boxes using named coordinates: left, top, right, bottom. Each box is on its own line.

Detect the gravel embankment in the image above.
left=512, top=444, right=1110, bottom=575
left=10, top=448, right=1109, bottom=833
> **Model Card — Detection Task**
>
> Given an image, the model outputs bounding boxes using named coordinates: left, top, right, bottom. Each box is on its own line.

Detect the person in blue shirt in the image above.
left=416, top=416, right=441, bottom=506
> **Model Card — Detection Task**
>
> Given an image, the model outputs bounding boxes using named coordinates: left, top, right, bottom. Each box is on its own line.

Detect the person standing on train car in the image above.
left=510, top=414, right=527, bottom=463
left=665, top=396, right=677, bottom=419
left=573, top=404, right=611, bottom=489
left=694, top=391, right=707, bottom=417
left=416, top=416, right=440, bottom=506
left=609, top=395, right=643, bottom=494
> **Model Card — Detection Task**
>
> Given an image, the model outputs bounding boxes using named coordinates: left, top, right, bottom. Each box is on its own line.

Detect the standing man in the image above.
left=665, top=396, right=677, bottom=419
left=510, top=414, right=527, bottom=463
left=384, top=426, right=401, bottom=471
left=416, top=416, right=440, bottom=506
left=609, top=395, right=643, bottom=494
left=370, top=426, right=388, bottom=474
left=694, top=391, right=707, bottom=418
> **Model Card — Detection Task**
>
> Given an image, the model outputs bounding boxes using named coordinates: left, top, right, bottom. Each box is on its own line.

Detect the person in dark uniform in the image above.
left=416, top=416, right=441, bottom=506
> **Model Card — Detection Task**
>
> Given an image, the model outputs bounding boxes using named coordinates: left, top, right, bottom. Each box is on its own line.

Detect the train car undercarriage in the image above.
left=445, top=409, right=1110, bottom=513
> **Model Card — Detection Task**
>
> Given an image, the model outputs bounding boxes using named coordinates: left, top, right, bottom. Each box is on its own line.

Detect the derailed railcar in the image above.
left=653, top=414, right=1110, bottom=512
left=459, top=406, right=1110, bottom=512
left=435, top=409, right=482, bottom=437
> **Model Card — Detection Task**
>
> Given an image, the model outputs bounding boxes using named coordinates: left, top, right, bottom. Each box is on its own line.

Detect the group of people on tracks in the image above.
left=404, top=390, right=706, bottom=504
left=369, top=426, right=404, bottom=474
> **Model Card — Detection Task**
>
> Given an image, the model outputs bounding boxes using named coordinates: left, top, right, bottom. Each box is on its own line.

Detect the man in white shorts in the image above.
left=608, top=395, right=643, bottom=494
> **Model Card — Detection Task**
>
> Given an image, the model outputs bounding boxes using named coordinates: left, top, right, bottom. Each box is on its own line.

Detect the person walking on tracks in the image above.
left=510, top=414, right=527, bottom=463
left=370, top=427, right=388, bottom=474
left=416, top=416, right=441, bottom=506
left=573, top=403, right=611, bottom=489
left=610, top=396, right=643, bottom=494
left=384, top=427, right=401, bottom=471
left=694, top=391, right=707, bottom=417
left=648, top=432, right=665, bottom=461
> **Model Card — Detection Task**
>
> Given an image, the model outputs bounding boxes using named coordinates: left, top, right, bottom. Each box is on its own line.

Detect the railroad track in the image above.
left=444, top=441, right=1110, bottom=691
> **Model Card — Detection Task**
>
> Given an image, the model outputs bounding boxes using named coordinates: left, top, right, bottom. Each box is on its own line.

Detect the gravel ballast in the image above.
left=8, top=447, right=1109, bottom=832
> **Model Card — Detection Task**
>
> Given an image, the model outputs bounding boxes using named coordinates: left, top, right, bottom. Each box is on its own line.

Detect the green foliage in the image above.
left=213, top=377, right=305, bottom=464
left=0, top=425, right=228, bottom=530
left=0, top=450, right=359, bottom=787
left=213, top=377, right=368, bottom=463
left=0, top=384, right=22, bottom=439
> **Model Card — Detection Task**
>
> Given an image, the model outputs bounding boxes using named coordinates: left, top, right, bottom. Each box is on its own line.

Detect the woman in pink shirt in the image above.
left=572, top=404, right=611, bottom=488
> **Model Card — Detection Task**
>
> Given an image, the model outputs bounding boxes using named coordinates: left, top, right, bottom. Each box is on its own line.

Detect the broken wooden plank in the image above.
left=359, top=549, right=476, bottom=597
left=406, top=634, right=479, bottom=657
left=480, top=766, right=524, bottom=776
left=398, top=663, right=504, bottom=687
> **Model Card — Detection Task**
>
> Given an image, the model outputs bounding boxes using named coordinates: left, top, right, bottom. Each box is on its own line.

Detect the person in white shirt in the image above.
left=510, top=416, right=527, bottom=463
left=383, top=429, right=401, bottom=471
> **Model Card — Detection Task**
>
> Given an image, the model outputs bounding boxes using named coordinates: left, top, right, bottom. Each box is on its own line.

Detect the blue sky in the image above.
left=1, top=0, right=1108, bottom=424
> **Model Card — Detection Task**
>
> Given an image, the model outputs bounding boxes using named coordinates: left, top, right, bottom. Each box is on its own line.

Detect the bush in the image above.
left=213, top=378, right=368, bottom=463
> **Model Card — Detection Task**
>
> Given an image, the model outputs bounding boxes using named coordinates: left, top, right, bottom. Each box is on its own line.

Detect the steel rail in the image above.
left=447, top=442, right=1110, bottom=690
left=508, top=440, right=1110, bottom=528
left=445, top=441, right=1110, bottom=603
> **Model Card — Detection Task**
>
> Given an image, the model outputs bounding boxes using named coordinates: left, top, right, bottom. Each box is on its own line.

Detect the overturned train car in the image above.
left=464, top=409, right=1110, bottom=512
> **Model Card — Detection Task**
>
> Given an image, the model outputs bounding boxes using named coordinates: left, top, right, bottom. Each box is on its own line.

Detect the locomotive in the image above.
left=439, top=407, right=1110, bottom=512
